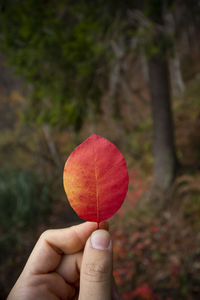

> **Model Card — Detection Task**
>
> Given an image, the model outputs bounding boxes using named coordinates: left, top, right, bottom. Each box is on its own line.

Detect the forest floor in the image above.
left=111, top=169, right=200, bottom=300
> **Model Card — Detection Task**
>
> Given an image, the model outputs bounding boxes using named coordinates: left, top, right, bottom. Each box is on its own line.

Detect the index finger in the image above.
left=24, top=221, right=108, bottom=275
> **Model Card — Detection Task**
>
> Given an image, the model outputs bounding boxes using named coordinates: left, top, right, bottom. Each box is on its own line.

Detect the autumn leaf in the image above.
left=123, top=283, right=157, bottom=300
left=63, top=134, right=129, bottom=222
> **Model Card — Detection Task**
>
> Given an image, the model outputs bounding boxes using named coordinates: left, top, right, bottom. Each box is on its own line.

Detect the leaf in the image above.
left=63, top=134, right=129, bottom=222
left=123, top=284, right=157, bottom=300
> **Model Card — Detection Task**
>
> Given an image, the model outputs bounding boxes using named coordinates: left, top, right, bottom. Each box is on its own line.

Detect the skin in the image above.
left=7, top=222, right=120, bottom=300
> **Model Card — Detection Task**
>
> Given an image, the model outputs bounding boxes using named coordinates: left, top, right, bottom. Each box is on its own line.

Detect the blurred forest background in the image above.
left=0, top=0, right=200, bottom=299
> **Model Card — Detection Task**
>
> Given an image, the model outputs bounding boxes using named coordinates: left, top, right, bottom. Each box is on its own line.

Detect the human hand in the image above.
left=7, top=222, right=120, bottom=300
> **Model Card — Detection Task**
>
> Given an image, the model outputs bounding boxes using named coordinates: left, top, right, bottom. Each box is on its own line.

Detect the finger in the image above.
left=56, top=222, right=109, bottom=284
left=79, top=229, right=112, bottom=300
left=56, top=252, right=82, bottom=285
left=29, top=273, right=76, bottom=300
left=7, top=272, right=75, bottom=300
left=57, top=255, right=121, bottom=299
left=24, top=221, right=108, bottom=275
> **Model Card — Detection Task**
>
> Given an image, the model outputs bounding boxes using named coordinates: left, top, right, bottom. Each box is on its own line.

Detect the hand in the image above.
left=7, top=222, right=120, bottom=300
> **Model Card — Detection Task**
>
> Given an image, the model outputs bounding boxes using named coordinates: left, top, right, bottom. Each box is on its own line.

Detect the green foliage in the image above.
left=137, top=19, right=174, bottom=59
left=129, top=120, right=153, bottom=157
left=182, top=76, right=200, bottom=109
left=145, top=0, right=174, bottom=23
left=0, top=168, right=51, bottom=261
left=0, top=0, right=177, bottom=131
left=0, top=169, right=51, bottom=229
left=134, top=0, right=175, bottom=58
left=0, top=0, right=111, bottom=130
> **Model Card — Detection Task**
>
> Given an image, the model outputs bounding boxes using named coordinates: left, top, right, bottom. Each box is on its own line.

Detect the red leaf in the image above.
left=151, top=226, right=158, bottom=233
left=123, top=284, right=157, bottom=300
left=63, top=134, right=129, bottom=222
left=132, top=284, right=157, bottom=299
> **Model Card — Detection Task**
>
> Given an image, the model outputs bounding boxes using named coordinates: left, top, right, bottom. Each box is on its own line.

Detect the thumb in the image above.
left=79, top=229, right=112, bottom=300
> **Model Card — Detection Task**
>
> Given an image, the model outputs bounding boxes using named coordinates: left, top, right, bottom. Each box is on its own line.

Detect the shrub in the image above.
left=0, top=169, right=52, bottom=261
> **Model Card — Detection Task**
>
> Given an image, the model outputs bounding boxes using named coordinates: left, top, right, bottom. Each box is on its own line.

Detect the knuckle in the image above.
left=83, top=262, right=110, bottom=283
left=40, top=229, right=52, bottom=240
left=34, top=282, right=51, bottom=296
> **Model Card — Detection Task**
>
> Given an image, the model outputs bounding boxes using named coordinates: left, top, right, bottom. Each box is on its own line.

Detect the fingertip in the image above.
left=76, top=220, right=109, bottom=231
left=90, top=230, right=111, bottom=250
left=74, top=221, right=97, bottom=231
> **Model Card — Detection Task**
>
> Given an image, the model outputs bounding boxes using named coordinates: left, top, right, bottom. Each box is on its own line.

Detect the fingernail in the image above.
left=91, top=229, right=111, bottom=250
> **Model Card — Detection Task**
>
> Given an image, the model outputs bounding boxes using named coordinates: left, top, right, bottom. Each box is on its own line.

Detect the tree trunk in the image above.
left=164, top=12, right=185, bottom=96
left=42, top=124, right=62, bottom=170
left=148, top=53, right=178, bottom=191
left=169, top=48, right=185, bottom=96
left=141, top=51, right=149, bottom=84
